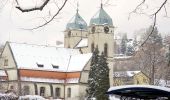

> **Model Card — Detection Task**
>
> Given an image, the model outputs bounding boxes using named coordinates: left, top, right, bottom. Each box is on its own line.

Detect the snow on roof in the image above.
left=108, top=85, right=170, bottom=93
left=21, top=77, right=79, bottom=83
left=9, top=42, right=92, bottom=72
left=76, top=38, right=88, bottom=48
left=0, top=70, right=7, bottom=76
left=113, top=71, right=141, bottom=77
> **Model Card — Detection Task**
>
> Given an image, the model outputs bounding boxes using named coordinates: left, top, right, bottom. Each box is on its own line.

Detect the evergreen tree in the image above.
left=95, top=52, right=110, bottom=100
left=86, top=49, right=110, bottom=100
left=86, top=48, right=99, bottom=99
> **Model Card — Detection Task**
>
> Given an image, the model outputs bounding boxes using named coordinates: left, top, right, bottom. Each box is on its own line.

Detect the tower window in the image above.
left=91, top=43, right=94, bottom=52
left=104, top=43, right=108, bottom=57
left=68, top=30, right=71, bottom=37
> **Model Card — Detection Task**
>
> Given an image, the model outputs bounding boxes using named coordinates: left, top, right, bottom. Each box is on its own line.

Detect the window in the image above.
left=55, top=88, right=60, bottom=98
left=40, top=87, right=45, bottom=96
left=52, top=64, right=59, bottom=69
left=91, top=43, right=94, bottom=52
left=23, top=86, right=30, bottom=95
left=68, top=30, right=71, bottom=37
left=104, top=43, right=108, bottom=57
left=37, top=63, right=44, bottom=67
left=4, top=59, right=8, bottom=66
left=67, top=88, right=71, bottom=97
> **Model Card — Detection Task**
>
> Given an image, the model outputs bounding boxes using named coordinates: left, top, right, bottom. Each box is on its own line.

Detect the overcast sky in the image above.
left=0, top=0, right=170, bottom=46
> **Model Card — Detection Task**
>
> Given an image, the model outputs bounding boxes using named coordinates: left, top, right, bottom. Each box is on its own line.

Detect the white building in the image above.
left=0, top=4, right=115, bottom=100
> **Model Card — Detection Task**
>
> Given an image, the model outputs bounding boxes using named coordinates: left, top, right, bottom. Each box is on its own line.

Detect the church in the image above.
left=0, top=4, right=114, bottom=100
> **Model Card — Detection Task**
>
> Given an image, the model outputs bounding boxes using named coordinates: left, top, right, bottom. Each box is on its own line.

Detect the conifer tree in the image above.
left=86, top=47, right=99, bottom=99
left=86, top=48, right=110, bottom=100
left=95, top=52, right=110, bottom=100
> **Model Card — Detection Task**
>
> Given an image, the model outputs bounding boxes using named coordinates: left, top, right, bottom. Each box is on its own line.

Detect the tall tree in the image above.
left=86, top=48, right=99, bottom=99
left=86, top=49, right=110, bottom=100
left=95, top=52, right=110, bottom=100
left=137, top=26, right=163, bottom=84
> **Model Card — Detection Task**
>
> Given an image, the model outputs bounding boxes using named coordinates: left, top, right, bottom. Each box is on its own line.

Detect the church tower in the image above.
left=64, top=8, right=88, bottom=49
left=88, top=4, right=114, bottom=86
left=88, top=4, right=114, bottom=57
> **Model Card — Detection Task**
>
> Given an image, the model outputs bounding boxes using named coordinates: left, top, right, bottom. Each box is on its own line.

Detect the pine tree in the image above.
left=86, top=49, right=110, bottom=100
left=86, top=48, right=99, bottom=99
left=95, top=52, right=110, bottom=100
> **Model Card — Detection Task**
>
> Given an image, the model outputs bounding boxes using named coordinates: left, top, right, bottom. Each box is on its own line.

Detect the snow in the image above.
left=0, top=92, right=17, bottom=99
left=113, top=56, right=132, bottom=59
left=0, top=70, right=7, bottom=76
left=19, top=95, right=46, bottom=100
left=21, top=77, right=79, bottom=83
left=155, top=79, right=170, bottom=87
left=108, top=85, right=170, bottom=93
left=76, top=38, right=88, bottom=48
left=113, top=71, right=140, bottom=77
left=9, top=42, right=92, bottom=72
left=68, top=53, right=92, bottom=71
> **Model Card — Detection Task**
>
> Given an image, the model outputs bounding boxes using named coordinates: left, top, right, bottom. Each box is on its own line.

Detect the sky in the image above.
left=0, top=0, right=170, bottom=46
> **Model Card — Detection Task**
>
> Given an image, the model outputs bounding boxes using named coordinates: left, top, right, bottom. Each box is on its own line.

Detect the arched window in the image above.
left=55, top=88, right=60, bottom=98
left=91, top=43, right=94, bottom=52
left=67, top=88, right=71, bottom=97
left=104, top=43, right=108, bottom=57
left=40, top=87, right=45, bottom=96
left=23, top=86, right=30, bottom=95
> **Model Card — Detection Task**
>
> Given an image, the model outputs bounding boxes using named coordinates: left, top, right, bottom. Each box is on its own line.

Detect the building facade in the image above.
left=0, top=4, right=115, bottom=100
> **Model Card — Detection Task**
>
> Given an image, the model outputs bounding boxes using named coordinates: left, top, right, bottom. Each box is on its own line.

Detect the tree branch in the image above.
left=16, top=0, right=50, bottom=12
left=141, top=0, right=167, bottom=46
left=21, top=0, right=68, bottom=30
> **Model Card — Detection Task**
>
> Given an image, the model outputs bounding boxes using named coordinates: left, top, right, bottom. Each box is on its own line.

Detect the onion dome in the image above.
left=90, top=4, right=113, bottom=26
left=66, top=10, right=87, bottom=30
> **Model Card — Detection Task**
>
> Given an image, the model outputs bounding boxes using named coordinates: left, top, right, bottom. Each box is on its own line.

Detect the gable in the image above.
left=0, top=42, right=17, bottom=68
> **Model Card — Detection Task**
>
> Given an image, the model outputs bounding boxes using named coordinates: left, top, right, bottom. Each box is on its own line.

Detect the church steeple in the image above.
left=66, top=4, right=87, bottom=30
left=89, top=3, right=113, bottom=26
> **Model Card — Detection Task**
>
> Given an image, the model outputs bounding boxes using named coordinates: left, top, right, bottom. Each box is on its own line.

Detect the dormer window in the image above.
left=37, top=63, right=44, bottom=67
left=52, top=64, right=59, bottom=69
left=4, top=59, right=8, bottom=66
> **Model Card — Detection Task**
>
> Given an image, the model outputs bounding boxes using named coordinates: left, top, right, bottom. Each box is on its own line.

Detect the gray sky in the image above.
left=0, top=0, right=170, bottom=45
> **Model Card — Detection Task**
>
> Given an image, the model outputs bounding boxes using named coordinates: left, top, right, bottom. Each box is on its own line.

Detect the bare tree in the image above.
left=130, top=0, right=168, bottom=46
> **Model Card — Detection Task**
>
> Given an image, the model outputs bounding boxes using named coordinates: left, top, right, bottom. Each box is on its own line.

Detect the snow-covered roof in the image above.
left=76, top=38, right=88, bottom=48
left=21, top=77, right=79, bottom=83
left=0, top=70, right=7, bottom=76
left=113, top=71, right=141, bottom=77
left=9, top=42, right=92, bottom=72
